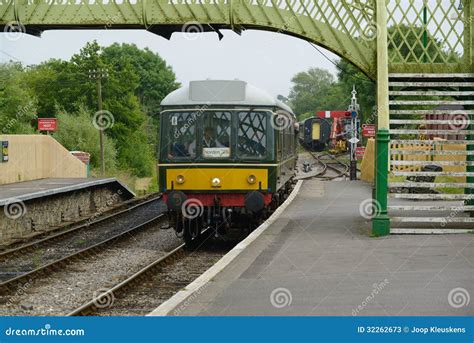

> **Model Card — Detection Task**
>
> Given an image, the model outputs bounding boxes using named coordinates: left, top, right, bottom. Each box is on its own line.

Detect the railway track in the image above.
left=67, top=241, right=228, bottom=316
left=0, top=192, right=159, bottom=255
left=298, top=152, right=350, bottom=180
left=0, top=194, right=165, bottom=295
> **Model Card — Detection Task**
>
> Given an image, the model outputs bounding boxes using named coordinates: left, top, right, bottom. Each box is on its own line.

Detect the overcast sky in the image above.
left=0, top=29, right=339, bottom=97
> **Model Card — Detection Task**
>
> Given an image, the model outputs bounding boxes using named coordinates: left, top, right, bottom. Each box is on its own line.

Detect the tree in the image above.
left=288, top=68, right=344, bottom=119
left=388, top=24, right=452, bottom=63
left=21, top=41, right=180, bottom=177
left=101, top=43, right=180, bottom=117
left=335, top=59, right=376, bottom=124
left=0, top=63, right=37, bottom=134
left=53, top=105, right=117, bottom=171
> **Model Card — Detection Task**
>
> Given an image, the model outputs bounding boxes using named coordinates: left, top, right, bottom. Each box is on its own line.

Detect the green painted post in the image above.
left=372, top=0, right=390, bottom=236
left=422, top=1, right=428, bottom=63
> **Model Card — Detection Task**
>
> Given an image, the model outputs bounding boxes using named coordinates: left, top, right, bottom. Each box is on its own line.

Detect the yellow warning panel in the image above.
left=312, top=123, right=320, bottom=140
left=166, top=168, right=268, bottom=190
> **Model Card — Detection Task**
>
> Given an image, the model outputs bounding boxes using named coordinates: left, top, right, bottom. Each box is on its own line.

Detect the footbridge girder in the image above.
left=1, top=0, right=472, bottom=76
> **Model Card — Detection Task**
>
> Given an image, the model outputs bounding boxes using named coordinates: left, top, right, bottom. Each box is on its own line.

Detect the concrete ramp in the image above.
left=0, top=134, right=87, bottom=185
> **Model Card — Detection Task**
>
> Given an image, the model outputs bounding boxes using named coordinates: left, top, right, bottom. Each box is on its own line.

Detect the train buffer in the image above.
left=150, top=179, right=473, bottom=316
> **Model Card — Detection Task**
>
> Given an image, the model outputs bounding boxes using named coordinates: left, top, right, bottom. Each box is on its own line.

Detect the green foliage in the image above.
left=335, top=59, right=376, bottom=124
left=388, top=24, right=455, bottom=63
left=101, top=43, right=180, bottom=117
left=0, top=63, right=37, bottom=134
left=53, top=106, right=117, bottom=171
left=288, top=65, right=375, bottom=123
left=16, top=40, right=179, bottom=177
left=288, top=68, right=345, bottom=119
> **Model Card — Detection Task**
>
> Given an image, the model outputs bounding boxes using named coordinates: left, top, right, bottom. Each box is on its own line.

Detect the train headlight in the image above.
left=211, top=177, right=221, bottom=187
left=176, top=175, right=185, bottom=184
left=247, top=174, right=257, bottom=184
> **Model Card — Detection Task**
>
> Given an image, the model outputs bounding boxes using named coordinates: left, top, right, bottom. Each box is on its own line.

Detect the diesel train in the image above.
left=298, top=117, right=331, bottom=152
left=158, top=80, right=298, bottom=246
left=299, top=111, right=356, bottom=153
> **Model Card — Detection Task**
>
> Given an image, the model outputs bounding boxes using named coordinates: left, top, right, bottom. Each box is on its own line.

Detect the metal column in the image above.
left=372, top=0, right=391, bottom=236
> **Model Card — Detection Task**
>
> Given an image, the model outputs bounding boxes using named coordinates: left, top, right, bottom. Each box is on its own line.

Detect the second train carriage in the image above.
left=157, top=80, right=298, bottom=246
left=298, top=116, right=331, bottom=152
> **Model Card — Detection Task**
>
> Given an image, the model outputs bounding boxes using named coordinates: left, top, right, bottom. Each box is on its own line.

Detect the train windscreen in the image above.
left=237, top=111, right=267, bottom=160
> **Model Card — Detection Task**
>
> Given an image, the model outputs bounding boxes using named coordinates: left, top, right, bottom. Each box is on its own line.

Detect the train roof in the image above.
left=160, top=80, right=295, bottom=115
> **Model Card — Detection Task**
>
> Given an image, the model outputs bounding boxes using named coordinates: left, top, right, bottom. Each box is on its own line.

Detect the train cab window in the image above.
left=237, top=111, right=267, bottom=159
left=167, top=112, right=196, bottom=159
left=200, top=112, right=231, bottom=159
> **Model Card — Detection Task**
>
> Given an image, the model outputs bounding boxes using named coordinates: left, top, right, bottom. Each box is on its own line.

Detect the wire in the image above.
left=306, top=42, right=375, bottom=84
left=0, top=50, right=21, bottom=62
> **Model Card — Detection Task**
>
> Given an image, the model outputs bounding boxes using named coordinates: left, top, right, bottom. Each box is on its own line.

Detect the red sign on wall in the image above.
left=38, top=118, right=58, bottom=132
left=355, top=147, right=366, bottom=160
left=362, top=124, right=376, bottom=138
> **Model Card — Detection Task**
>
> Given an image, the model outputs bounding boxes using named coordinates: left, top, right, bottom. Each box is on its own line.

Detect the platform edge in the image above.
left=147, top=179, right=304, bottom=317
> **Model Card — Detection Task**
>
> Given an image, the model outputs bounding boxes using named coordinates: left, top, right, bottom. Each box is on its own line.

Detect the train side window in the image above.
left=167, top=112, right=196, bottom=159
left=237, top=111, right=267, bottom=159
left=277, top=128, right=282, bottom=160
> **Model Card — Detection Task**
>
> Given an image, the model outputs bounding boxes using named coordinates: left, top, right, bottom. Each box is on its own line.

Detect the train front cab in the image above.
left=158, top=108, right=296, bottom=246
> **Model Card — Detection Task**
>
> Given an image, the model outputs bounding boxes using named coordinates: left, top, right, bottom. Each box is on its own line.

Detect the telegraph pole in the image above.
left=88, top=68, right=108, bottom=176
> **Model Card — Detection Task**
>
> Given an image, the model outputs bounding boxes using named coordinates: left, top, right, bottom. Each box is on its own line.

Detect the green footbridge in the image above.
left=1, top=0, right=473, bottom=234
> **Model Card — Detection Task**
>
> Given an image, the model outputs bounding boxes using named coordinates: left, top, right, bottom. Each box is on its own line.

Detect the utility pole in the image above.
left=88, top=68, right=108, bottom=176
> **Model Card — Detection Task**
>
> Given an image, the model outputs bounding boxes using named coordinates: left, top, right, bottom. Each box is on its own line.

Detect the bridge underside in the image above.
left=1, top=0, right=472, bottom=76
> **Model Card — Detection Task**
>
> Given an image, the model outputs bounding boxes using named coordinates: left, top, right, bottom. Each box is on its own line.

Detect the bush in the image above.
left=53, top=105, right=117, bottom=172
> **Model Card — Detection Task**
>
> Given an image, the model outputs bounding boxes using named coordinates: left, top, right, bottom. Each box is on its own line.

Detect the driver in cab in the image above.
left=188, top=127, right=223, bottom=155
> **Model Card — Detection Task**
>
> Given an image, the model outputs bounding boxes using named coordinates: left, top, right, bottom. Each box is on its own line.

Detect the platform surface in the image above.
left=175, top=180, right=473, bottom=316
left=0, top=178, right=134, bottom=205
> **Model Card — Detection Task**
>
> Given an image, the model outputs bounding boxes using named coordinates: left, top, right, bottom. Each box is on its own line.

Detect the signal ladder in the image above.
left=388, top=73, right=474, bottom=233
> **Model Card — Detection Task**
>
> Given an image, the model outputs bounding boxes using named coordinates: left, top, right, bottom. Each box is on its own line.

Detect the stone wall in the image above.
left=0, top=185, right=127, bottom=247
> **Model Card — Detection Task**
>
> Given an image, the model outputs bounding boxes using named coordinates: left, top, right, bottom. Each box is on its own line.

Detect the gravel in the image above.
left=94, top=243, right=230, bottom=316
left=0, top=198, right=166, bottom=282
left=0, top=220, right=182, bottom=316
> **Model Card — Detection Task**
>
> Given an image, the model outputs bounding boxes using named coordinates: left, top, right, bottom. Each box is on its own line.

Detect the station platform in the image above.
left=0, top=178, right=134, bottom=205
left=157, top=180, right=473, bottom=316
left=0, top=178, right=135, bottom=246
